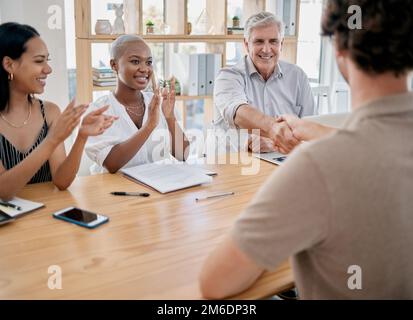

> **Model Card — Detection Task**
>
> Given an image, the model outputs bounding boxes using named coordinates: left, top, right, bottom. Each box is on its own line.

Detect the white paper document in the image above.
left=120, top=161, right=213, bottom=193
left=0, top=197, right=44, bottom=218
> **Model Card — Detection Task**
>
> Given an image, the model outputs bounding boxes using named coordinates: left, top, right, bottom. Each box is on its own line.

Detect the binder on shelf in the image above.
left=206, top=54, right=222, bottom=95
left=173, top=53, right=200, bottom=96
left=276, top=0, right=297, bottom=36
left=197, top=54, right=207, bottom=96
left=188, top=54, right=199, bottom=96
left=172, top=53, right=223, bottom=97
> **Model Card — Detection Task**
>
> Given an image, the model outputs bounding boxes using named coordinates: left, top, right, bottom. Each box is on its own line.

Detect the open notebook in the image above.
left=0, top=197, right=44, bottom=218
left=120, top=161, right=213, bottom=194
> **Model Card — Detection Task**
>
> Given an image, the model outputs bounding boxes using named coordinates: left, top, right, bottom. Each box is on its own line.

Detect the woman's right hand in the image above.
left=47, top=100, right=88, bottom=146
left=146, top=88, right=161, bottom=130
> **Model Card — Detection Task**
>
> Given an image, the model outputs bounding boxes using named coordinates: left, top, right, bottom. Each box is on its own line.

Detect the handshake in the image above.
left=248, top=114, right=333, bottom=154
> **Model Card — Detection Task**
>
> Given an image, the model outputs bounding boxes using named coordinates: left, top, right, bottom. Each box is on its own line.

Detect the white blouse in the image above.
left=85, top=92, right=172, bottom=174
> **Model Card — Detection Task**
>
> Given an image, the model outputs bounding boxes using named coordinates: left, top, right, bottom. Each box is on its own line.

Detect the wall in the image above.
left=0, top=0, right=69, bottom=109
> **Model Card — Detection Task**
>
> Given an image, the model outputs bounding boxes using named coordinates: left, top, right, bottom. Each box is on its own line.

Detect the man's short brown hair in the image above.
left=322, top=0, right=413, bottom=76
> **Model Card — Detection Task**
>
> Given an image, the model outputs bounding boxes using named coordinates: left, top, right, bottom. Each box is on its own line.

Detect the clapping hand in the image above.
left=161, top=77, right=176, bottom=120
left=147, top=87, right=161, bottom=130
left=48, top=100, right=89, bottom=145
left=79, top=105, right=118, bottom=138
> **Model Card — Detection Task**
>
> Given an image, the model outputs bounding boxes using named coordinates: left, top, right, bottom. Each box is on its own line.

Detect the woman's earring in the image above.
left=8, top=73, right=14, bottom=81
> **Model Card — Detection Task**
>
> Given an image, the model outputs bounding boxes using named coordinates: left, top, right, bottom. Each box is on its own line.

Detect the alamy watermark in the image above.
left=348, top=5, right=362, bottom=30
left=147, top=126, right=263, bottom=176
left=47, top=5, right=62, bottom=30
left=48, top=265, right=63, bottom=290
left=347, top=265, right=362, bottom=290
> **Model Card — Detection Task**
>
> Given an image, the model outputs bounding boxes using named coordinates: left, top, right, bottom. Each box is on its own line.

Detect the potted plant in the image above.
left=232, top=16, right=240, bottom=28
left=146, top=20, right=155, bottom=34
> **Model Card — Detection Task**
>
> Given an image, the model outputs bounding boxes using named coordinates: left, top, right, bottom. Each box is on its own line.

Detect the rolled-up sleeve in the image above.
left=214, top=68, right=249, bottom=128
left=85, top=133, right=123, bottom=168
left=84, top=101, right=123, bottom=168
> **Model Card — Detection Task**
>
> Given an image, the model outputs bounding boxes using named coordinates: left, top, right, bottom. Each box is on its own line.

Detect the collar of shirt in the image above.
left=245, top=55, right=283, bottom=81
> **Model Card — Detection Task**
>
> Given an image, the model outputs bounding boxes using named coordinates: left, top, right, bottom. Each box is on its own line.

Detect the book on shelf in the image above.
left=93, top=76, right=117, bottom=82
left=0, top=197, right=44, bottom=219
left=93, top=81, right=117, bottom=87
left=227, top=27, right=244, bottom=35
left=93, top=71, right=116, bottom=79
left=92, top=66, right=114, bottom=73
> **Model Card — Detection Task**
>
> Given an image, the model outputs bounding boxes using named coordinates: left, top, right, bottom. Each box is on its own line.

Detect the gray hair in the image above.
left=244, top=12, right=285, bottom=40
left=110, top=34, right=146, bottom=60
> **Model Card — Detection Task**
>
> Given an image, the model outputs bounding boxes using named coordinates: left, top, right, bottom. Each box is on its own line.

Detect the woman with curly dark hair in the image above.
left=201, top=0, right=413, bottom=299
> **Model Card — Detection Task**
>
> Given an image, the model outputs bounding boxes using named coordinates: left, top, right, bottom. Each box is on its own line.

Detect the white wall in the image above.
left=0, top=0, right=69, bottom=109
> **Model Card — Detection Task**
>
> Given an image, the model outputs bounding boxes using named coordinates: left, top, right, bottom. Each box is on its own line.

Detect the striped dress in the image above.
left=0, top=100, right=52, bottom=184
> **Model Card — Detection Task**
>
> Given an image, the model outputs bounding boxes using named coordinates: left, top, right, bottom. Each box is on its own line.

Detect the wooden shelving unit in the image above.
left=74, top=0, right=300, bottom=129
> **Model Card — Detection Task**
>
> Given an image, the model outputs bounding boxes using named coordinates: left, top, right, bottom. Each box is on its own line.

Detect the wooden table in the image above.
left=0, top=155, right=294, bottom=299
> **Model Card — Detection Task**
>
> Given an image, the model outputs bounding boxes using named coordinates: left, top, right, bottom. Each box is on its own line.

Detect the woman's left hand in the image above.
left=161, top=77, right=176, bottom=120
left=79, top=105, right=118, bottom=138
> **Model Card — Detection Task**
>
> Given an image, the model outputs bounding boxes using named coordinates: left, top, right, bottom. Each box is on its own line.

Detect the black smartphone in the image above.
left=53, top=207, right=109, bottom=229
left=0, top=210, right=15, bottom=226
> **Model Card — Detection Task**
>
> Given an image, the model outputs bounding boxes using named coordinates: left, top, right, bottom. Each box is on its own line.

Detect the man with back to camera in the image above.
left=213, top=11, right=316, bottom=154
left=200, top=0, right=413, bottom=299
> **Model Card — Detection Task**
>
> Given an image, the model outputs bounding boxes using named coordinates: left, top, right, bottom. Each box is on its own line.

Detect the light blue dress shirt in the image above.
left=213, top=55, right=316, bottom=132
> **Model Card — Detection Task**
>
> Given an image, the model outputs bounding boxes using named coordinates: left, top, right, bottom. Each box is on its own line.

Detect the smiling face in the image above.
left=5, top=36, right=52, bottom=94
left=111, top=40, right=153, bottom=91
left=244, top=23, right=284, bottom=80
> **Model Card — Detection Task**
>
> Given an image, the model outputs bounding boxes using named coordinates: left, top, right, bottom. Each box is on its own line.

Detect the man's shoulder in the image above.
left=217, top=57, right=247, bottom=79
left=298, top=128, right=365, bottom=171
left=279, top=60, right=307, bottom=78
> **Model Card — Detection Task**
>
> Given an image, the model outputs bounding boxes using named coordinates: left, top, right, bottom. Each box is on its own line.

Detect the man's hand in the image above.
left=277, top=114, right=337, bottom=141
left=248, top=134, right=277, bottom=153
left=268, top=119, right=301, bottom=154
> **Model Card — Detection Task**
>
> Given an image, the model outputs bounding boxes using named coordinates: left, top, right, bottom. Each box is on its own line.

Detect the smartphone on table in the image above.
left=0, top=210, right=15, bottom=226
left=53, top=207, right=109, bottom=229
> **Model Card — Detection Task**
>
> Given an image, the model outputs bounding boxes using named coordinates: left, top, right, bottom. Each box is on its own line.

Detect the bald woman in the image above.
left=85, top=35, right=190, bottom=174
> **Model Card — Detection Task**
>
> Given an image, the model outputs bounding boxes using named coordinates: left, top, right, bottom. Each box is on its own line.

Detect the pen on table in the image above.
left=0, top=201, right=22, bottom=211
left=195, top=192, right=235, bottom=202
left=110, top=192, right=150, bottom=197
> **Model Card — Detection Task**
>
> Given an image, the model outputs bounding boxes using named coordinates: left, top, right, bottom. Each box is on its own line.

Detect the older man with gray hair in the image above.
left=213, top=12, right=316, bottom=154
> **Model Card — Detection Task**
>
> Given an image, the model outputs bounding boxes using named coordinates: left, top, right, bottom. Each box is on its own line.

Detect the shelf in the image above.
left=76, top=0, right=301, bottom=131
left=82, top=34, right=298, bottom=43
left=93, top=86, right=212, bottom=101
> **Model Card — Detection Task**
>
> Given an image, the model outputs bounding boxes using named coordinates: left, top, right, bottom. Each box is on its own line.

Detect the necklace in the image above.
left=126, top=103, right=145, bottom=117
left=117, top=92, right=145, bottom=118
left=0, top=103, right=32, bottom=128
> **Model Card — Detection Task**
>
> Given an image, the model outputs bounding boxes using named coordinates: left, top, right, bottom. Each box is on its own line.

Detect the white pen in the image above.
left=195, top=192, right=235, bottom=202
